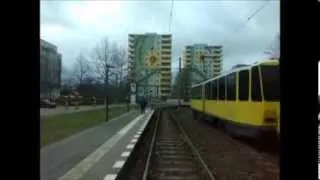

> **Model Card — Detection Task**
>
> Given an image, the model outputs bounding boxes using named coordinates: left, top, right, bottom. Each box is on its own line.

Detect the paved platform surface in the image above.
left=77, top=109, right=154, bottom=180
left=41, top=109, right=141, bottom=180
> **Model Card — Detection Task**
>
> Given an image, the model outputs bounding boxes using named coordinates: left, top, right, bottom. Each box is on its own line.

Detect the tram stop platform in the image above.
left=41, top=108, right=155, bottom=180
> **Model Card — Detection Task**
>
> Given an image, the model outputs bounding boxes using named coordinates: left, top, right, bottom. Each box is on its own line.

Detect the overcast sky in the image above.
left=40, top=0, right=279, bottom=77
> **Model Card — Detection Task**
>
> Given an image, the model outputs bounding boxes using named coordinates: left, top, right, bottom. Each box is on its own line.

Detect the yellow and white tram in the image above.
left=190, top=59, right=280, bottom=138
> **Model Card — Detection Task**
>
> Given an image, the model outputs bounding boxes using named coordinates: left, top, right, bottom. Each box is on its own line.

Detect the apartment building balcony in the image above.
left=129, top=42, right=135, bottom=48
left=129, top=34, right=136, bottom=39
left=128, top=53, right=135, bottom=58
left=161, top=75, right=171, bottom=80
left=160, top=84, right=171, bottom=91
left=161, top=62, right=171, bottom=66
left=161, top=70, right=171, bottom=75
left=213, top=59, right=221, bottom=63
left=161, top=50, right=171, bottom=55
left=161, top=89, right=170, bottom=93
left=212, top=54, right=222, bottom=58
left=161, top=54, right=171, bottom=58
left=161, top=58, right=171, bottom=63
left=129, top=47, right=135, bottom=52
left=161, top=34, right=172, bottom=39
left=161, top=44, right=172, bottom=49
left=161, top=54, right=171, bottom=59
left=161, top=67, right=171, bottom=71
left=213, top=45, right=222, bottom=49
left=160, top=88, right=171, bottom=93
left=161, top=39, right=171, bottom=44
left=161, top=65, right=171, bottom=70
left=161, top=71, right=171, bottom=75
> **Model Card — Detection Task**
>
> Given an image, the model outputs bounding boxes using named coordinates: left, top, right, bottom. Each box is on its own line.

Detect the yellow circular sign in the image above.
left=145, top=49, right=160, bottom=68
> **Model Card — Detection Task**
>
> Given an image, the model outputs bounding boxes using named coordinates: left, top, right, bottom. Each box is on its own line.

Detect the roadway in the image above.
left=40, top=104, right=128, bottom=117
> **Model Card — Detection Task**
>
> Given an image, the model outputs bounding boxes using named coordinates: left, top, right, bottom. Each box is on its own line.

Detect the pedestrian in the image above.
left=140, top=96, right=147, bottom=113
left=65, top=96, right=69, bottom=109
left=92, top=96, right=96, bottom=107
left=139, top=96, right=144, bottom=114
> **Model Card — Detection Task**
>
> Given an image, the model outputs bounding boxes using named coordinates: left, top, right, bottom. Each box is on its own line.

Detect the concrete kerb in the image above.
left=113, top=109, right=156, bottom=180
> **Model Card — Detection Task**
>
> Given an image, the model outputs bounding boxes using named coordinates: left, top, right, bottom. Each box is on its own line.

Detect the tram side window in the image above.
left=205, top=83, right=210, bottom=99
left=192, top=87, right=197, bottom=99
left=211, top=80, right=217, bottom=100
left=251, top=66, right=262, bottom=101
left=238, top=70, right=249, bottom=100
left=191, top=87, right=196, bottom=98
left=191, top=88, right=194, bottom=98
left=209, top=83, right=212, bottom=99
left=193, top=86, right=201, bottom=99
left=218, top=77, right=225, bottom=100
left=227, top=73, right=236, bottom=100
left=261, top=65, right=280, bottom=101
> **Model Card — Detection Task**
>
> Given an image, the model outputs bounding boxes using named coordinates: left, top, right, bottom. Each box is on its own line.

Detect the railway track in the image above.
left=142, top=108, right=215, bottom=180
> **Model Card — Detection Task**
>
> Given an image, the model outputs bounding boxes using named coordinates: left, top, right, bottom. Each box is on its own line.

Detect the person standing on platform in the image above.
left=92, top=96, right=96, bottom=107
left=139, top=96, right=148, bottom=114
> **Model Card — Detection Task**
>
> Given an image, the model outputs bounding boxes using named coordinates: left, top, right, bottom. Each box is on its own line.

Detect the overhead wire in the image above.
left=219, top=0, right=272, bottom=47
left=168, top=0, right=174, bottom=33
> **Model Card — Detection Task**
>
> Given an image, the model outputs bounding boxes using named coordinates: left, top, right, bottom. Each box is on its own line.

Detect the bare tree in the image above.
left=60, top=65, right=76, bottom=95
left=61, top=65, right=75, bottom=87
left=91, top=37, right=130, bottom=103
left=92, top=37, right=112, bottom=82
left=72, top=53, right=91, bottom=85
left=92, top=38, right=128, bottom=85
left=110, top=42, right=127, bottom=84
left=118, top=45, right=127, bottom=83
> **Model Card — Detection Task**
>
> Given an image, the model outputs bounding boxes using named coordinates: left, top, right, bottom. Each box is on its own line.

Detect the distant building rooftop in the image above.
left=41, top=39, right=57, bottom=51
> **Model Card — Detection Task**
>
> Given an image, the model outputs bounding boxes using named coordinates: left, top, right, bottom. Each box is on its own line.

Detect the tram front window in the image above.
left=261, top=65, right=280, bottom=101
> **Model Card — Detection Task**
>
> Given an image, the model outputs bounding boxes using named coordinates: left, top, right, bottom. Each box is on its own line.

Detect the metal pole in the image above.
left=127, top=81, right=130, bottom=112
left=105, top=66, right=109, bottom=121
left=202, top=58, right=205, bottom=80
left=178, top=56, right=181, bottom=107
left=105, top=64, right=114, bottom=122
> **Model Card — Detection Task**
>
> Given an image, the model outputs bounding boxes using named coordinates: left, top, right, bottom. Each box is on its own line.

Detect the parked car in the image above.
left=40, top=99, right=56, bottom=108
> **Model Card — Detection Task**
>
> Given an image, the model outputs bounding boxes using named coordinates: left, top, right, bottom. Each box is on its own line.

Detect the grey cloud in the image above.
left=40, top=1, right=77, bottom=29
left=41, top=0, right=279, bottom=77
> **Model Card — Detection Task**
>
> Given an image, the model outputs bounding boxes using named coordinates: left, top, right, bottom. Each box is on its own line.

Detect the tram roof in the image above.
left=191, top=59, right=278, bottom=88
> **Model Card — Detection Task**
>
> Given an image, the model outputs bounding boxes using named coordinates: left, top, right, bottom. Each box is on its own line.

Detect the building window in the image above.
left=218, top=77, right=225, bottom=100
left=251, top=66, right=262, bottom=101
left=227, top=73, right=236, bottom=100
left=238, top=70, right=249, bottom=101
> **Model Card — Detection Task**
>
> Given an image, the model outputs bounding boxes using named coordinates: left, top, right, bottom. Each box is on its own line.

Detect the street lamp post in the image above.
left=127, top=81, right=130, bottom=112
left=105, top=64, right=114, bottom=122
left=178, top=56, right=182, bottom=107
